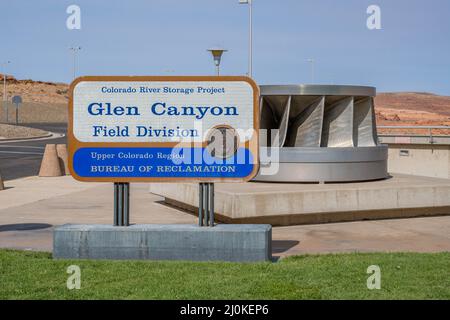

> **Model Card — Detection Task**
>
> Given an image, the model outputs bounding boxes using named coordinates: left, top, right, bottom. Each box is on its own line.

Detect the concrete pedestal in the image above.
left=53, top=224, right=272, bottom=262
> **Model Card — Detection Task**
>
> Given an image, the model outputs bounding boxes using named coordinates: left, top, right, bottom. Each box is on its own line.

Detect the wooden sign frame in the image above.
left=68, top=76, right=260, bottom=182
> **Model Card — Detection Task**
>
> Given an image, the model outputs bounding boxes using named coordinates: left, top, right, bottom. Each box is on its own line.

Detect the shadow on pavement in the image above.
left=0, top=223, right=53, bottom=232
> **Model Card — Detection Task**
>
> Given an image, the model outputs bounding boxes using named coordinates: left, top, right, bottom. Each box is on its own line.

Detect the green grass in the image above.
left=0, top=249, right=449, bottom=299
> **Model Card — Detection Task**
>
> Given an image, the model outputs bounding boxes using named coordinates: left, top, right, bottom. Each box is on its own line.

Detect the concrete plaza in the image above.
left=0, top=176, right=449, bottom=257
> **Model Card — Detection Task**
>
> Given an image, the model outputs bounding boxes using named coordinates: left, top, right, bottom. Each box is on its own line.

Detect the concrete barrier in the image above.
left=53, top=224, right=272, bottom=262
left=39, top=144, right=62, bottom=177
left=56, top=144, right=69, bottom=175
left=379, top=135, right=450, bottom=179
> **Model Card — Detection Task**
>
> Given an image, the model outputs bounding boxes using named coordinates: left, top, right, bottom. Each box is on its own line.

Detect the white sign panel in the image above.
left=73, top=81, right=255, bottom=143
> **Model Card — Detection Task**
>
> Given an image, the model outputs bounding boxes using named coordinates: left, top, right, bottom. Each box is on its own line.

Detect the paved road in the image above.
left=0, top=123, right=67, bottom=181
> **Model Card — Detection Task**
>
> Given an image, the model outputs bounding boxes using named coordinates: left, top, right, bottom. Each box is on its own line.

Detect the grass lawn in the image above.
left=0, top=249, right=449, bottom=299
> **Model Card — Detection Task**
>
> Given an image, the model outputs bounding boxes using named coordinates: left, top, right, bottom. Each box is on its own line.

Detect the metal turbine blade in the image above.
left=287, top=96, right=325, bottom=147
left=353, top=97, right=377, bottom=146
left=321, top=96, right=354, bottom=147
left=273, top=96, right=291, bottom=147
left=261, top=95, right=291, bottom=147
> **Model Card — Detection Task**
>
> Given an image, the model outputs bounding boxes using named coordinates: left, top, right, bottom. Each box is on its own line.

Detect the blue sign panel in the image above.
left=73, top=147, right=254, bottom=179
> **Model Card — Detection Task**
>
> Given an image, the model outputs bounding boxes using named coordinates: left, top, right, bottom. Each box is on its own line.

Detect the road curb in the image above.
left=0, top=132, right=64, bottom=143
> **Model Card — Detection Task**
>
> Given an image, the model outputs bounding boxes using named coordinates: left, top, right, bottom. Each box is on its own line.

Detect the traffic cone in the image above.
left=56, top=144, right=69, bottom=175
left=38, top=144, right=62, bottom=177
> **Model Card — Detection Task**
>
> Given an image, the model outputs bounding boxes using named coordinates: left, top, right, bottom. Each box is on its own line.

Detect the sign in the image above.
left=12, top=96, right=22, bottom=125
left=68, top=76, right=259, bottom=182
left=12, top=95, right=22, bottom=105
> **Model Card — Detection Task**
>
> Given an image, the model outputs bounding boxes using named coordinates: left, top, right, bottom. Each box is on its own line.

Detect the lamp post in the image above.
left=69, top=46, right=82, bottom=80
left=2, top=60, right=11, bottom=123
left=307, top=58, right=315, bottom=83
left=207, top=48, right=227, bottom=76
left=239, top=0, right=253, bottom=77
left=202, top=47, right=227, bottom=227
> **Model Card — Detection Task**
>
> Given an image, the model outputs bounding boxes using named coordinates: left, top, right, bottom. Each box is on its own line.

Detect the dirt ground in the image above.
left=0, top=123, right=49, bottom=139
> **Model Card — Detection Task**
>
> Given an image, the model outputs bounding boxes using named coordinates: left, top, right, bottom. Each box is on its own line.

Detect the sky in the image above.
left=0, top=0, right=449, bottom=95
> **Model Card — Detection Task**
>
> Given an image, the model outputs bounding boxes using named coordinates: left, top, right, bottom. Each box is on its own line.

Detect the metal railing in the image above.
left=377, top=126, right=450, bottom=144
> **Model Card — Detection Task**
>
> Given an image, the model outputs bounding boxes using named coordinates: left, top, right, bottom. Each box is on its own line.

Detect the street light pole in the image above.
left=202, top=48, right=228, bottom=227
left=69, top=46, right=81, bottom=80
left=207, top=48, right=227, bottom=76
left=307, top=58, right=315, bottom=83
left=2, top=61, right=11, bottom=123
left=239, top=0, right=253, bottom=77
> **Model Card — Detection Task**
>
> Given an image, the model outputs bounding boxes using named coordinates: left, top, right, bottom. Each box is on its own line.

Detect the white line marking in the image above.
left=0, top=151, right=43, bottom=155
left=0, top=145, right=45, bottom=149
left=0, top=132, right=65, bottom=144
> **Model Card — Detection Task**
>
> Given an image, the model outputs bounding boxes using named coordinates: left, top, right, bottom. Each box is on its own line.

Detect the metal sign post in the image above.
left=198, top=182, right=214, bottom=227
left=12, top=95, right=22, bottom=125
left=114, top=182, right=130, bottom=226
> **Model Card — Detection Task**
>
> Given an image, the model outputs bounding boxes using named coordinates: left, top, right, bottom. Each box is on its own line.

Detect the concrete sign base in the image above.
left=53, top=224, right=272, bottom=262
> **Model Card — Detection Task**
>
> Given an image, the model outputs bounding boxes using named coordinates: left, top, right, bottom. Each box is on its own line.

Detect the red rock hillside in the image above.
left=1, top=75, right=449, bottom=134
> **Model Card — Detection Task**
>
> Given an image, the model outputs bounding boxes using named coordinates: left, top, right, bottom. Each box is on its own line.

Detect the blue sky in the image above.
left=1, top=0, right=449, bottom=95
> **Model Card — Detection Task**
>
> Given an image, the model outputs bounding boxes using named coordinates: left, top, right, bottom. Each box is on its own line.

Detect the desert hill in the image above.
left=0, top=74, right=68, bottom=104
left=0, top=75, right=68, bottom=123
left=375, top=92, right=450, bottom=127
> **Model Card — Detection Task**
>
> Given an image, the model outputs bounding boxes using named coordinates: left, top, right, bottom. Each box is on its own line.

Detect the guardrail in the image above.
left=377, top=126, right=450, bottom=144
